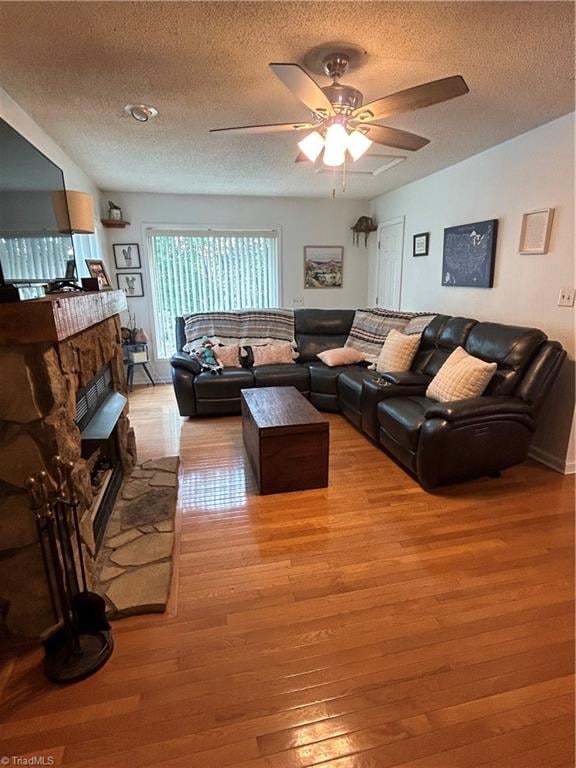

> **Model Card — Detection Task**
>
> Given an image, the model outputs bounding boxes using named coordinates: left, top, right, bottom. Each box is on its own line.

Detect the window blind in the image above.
left=149, top=230, right=280, bottom=359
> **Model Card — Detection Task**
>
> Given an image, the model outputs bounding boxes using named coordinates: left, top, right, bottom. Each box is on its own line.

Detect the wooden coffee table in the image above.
left=241, top=387, right=329, bottom=494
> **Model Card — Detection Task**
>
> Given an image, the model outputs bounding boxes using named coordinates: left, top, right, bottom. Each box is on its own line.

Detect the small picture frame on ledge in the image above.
left=519, top=208, right=554, bottom=254
left=85, top=259, right=112, bottom=289
left=117, top=272, right=144, bottom=297
left=113, top=243, right=141, bottom=269
left=413, top=232, right=429, bottom=256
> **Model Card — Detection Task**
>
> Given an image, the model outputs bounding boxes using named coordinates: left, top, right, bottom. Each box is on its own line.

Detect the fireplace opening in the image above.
left=76, top=365, right=127, bottom=552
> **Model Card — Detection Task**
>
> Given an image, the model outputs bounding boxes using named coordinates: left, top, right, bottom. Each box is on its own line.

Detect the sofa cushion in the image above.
left=215, top=345, right=242, bottom=368
left=377, top=396, right=434, bottom=453
left=464, top=322, right=547, bottom=396
left=194, top=368, right=254, bottom=400
left=317, top=347, right=365, bottom=367
left=295, top=308, right=356, bottom=362
left=417, top=316, right=478, bottom=377
left=252, top=364, right=309, bottom=391
left=375, top=329, right=421, bottom=374
left=250, top=342, right=297, bottom=366
left=426, top=347, right=497, bottom=403
left=306, top=361, right=365, bottom=396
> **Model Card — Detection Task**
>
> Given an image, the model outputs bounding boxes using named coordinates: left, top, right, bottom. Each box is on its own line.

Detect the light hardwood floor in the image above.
left=1, top=384, right=574, bottom=767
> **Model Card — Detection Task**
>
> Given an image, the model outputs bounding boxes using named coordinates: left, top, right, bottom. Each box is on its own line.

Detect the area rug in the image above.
left=95, top=456, right=179, bottom=619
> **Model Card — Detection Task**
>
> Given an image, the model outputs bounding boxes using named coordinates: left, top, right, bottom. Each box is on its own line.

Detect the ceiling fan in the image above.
left=210, top=50, right=469, bottom=167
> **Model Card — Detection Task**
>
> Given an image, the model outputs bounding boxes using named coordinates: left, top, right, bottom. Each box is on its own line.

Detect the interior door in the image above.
left=376, top=217, right=405, bottom=310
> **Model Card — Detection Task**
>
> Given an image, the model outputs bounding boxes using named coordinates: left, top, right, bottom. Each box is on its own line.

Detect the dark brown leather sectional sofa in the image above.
left=171, top=309, right=565, bottom=489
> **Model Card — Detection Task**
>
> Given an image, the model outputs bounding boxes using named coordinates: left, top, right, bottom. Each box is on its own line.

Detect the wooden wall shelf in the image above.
left=101, top=219, right=131, bottom=229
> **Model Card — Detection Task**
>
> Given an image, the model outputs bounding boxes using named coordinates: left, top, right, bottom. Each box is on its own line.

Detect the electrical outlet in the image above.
left=558, top=287, right=575, bottom=307
left=293, top=296, right=304, bottom=306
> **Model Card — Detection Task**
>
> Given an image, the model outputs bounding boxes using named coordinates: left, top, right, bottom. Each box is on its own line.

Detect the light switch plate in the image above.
left=558, top=287, right=575, bottom=307
left=292, top=296, right=304, bottom=306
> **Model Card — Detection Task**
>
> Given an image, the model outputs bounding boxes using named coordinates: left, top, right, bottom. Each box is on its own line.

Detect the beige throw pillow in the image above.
left=426, top=346, right=497, bottom=402
left=251, top=342, right=297, bottom=367
left=375, top=329, right=421, bottom=374
left=215, top=345, right=241, bottom=368
left=317, top=347, right=365, bottom=367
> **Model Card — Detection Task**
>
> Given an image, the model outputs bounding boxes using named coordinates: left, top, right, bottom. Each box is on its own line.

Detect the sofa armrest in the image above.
left=379, top=371, right=431, bottom=386
left=426, top=396, right=533, bottom=423
left=360, top=373, right=430, bottom=442
left=170, top=351, right=202, bottom=375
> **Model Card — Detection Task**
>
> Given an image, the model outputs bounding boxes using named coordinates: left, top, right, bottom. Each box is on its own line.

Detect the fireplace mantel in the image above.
left=0, top=290, right=128, bottom=345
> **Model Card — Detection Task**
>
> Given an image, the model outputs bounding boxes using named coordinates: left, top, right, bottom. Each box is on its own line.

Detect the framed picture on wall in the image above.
left=85, top=259, right=112, bottom=289
left=304, top=246, right=344, bottom=288
left=117, top=272, right=144, bottom=297
left=442, top=219, right=498, bottom=288
left=413, top=232, right=429, bottom=256
left=519, top=208, right=554, bottom=254
left=113, top=243, right=141, bottom=269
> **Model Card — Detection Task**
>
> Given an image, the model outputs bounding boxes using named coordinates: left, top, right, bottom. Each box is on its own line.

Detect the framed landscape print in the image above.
left=442, top=219, right=498, bottom=288
left=113, top=243, right=141, bottom=269
left=413, top=232, right=429, bottom=256
left=304, top=246, right=344, bottom=288
left=117, top=272, right=144, bottom=297
left=85, top=259, right=111, bottom=289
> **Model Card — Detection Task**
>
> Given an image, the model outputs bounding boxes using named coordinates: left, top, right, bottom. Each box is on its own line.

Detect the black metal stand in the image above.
left=27, top=460, right=113, bottom=684
left=43, top=630, right=113, bottom=684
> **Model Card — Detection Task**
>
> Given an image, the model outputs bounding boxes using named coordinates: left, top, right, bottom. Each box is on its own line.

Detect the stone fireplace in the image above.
left=0, top=291, right=137, bottom=648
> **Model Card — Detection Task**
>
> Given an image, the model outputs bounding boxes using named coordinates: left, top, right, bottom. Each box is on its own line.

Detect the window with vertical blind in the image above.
left=149, top=230, right=280, bottom=358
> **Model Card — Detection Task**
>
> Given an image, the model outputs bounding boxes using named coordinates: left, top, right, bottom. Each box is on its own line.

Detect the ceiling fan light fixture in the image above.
left=323, top=123, right=348, bottom=166
left=298, top=131, right=324, bottom=162
left=347, top=130, right=372, bottom=161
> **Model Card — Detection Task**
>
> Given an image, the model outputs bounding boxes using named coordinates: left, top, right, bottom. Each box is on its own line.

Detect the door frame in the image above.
left=376, top=216, right=405, bottom=309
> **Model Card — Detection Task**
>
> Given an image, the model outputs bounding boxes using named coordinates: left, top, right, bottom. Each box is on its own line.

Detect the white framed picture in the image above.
left=519, top=208, right=554, bottom=254
left=304, top=246, right=344, bottom=288
left=117, top=272, right=144, bottom=297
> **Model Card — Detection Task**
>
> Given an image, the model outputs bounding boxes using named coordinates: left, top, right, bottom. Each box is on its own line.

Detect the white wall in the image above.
left=0, top=87, right=105, bottom=269
left=100, top=191, right=370, bottom=379
left=369, top=113, right=575, bottom=473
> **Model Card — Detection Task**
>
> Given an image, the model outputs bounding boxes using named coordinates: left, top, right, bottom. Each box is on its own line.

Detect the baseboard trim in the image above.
left=529, top=445, right=575, bottom=475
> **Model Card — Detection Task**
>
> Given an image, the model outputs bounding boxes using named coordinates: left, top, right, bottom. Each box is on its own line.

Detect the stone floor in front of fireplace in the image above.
left=94, top=455, right=179, bottom=618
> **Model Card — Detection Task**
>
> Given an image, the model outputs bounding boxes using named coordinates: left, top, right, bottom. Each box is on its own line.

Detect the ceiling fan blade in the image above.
left=294, top=151, right=309, bottom=163
left=269, top=63, right=335, bottom=117
left=352, top=75, right=469, bottom=122
left=210, top=121, right=315, bottom=135
left=363, top=124, right=430, bottom=151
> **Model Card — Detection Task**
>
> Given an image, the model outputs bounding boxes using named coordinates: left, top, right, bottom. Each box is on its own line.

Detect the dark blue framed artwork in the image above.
left=442, top=219, right=498, bottom=288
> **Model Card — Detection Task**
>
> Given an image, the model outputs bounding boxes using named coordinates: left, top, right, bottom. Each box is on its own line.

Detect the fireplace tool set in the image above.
left=27, top=457, right=113, bottom=683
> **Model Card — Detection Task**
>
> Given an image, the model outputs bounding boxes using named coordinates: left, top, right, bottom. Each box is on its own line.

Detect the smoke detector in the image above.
left=123, top=104, right=159, bottom=122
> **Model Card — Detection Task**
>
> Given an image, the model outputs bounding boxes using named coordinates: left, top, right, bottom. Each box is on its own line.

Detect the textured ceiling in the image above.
left=0, top=1, right=574, bottom=199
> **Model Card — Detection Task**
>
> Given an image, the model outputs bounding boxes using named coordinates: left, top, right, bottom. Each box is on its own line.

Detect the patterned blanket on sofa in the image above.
left=345, top=308, right=436, bottom=362
left=183, top=309, right=295, bottom=353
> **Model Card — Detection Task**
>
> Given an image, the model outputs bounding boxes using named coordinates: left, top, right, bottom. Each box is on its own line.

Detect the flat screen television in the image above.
left=0, top=117, right=75, bottom=295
